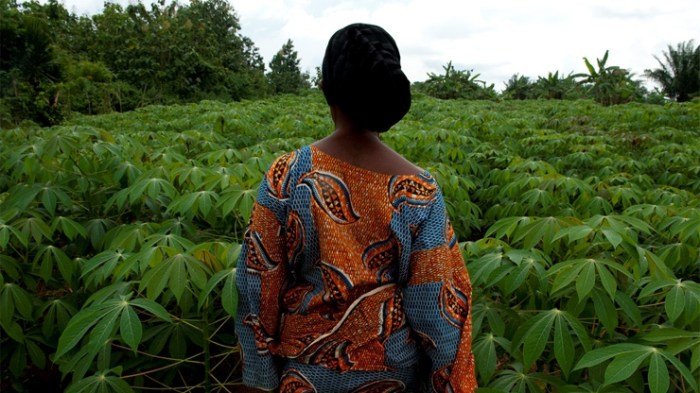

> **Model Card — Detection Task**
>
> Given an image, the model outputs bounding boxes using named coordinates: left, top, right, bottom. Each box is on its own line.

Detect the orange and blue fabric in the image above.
left=235, top=145, right=476, bottom=392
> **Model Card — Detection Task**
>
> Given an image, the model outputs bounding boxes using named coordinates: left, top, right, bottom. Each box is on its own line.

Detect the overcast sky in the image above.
left=37, top=0, right=700, bottom=89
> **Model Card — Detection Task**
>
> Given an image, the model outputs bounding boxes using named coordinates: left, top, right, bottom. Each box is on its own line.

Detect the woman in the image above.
left=235, top=23, right=476, bottom=393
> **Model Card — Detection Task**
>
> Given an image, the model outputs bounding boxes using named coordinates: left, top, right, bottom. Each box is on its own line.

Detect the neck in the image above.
left=328, top=106, right=382, bottom=146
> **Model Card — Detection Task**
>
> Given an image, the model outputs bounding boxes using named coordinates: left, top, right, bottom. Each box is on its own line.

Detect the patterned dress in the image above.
left=235, top=145, right=476, bottom=393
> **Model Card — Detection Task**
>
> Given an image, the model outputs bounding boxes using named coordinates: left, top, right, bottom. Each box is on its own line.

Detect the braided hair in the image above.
left=322, top=23, right=411, bottom=132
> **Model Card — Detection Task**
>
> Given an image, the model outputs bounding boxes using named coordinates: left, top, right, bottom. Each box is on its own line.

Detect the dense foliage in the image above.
left=267, top=39, right=311, bottom=95
left=1, top=92, right=699, bottom=392
left=413, top=61, right=498, bottom=100
left=502, top=72, right=586, bottom=101
left=0, top=0, right=268, bottom=126
left=575, top=50, right=643, bottom=106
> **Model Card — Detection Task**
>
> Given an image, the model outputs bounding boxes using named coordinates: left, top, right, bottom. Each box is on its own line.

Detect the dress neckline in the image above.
left=308, top=145, right=426, bottom=179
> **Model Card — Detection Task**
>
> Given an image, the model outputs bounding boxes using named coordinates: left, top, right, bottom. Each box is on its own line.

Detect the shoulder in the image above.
left=375, top=144, right=425, bottom=176
left=264, top=146, right=311, bottom=200
left=388, top=170, right=443, bottom=214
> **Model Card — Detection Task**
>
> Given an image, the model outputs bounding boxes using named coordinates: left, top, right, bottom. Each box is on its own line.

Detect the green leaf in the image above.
left=41, top=298, right=77, bottom=338
left=82, top=250, right=130, bottom=284
left=601, top=227, right=622, bottom=249
left=549, top=260, right=585, bottom=294
left=640, top=247, right=674, bottom=280
left=591, top=289, right=618, bottom=337
left=26, top=339, right=46, bottom=369
left=52, top=216, right=87, bottom=241
left=140, top=260, right=171, bottom=301
left=559, top=225, right=594, bottom=243
left=648, top=352, right=669, bottom=393
left=504, top=261, right=531, bottom=295
left=168, top=255, right=187, bottom=303
left=473, top=334, right=498, bottom=381
left=198, top=269, right=230, bottom=309
left=9, top=345, right=27, bottom=377
left=55, top=308, right=103, bottom=360
left=554, top=315, right=575, bottom=377
left=105, top=375, right=135, bottom=393
left=659, top=350, right=699, bottom=391
left=65, top=374, right=101, bottom=393
left=575, top=343, right=648, bottom=369
left=17, top=216, right=52, bottom=245
left=576, top=260, right=596, bottom=300
left=86, top=308, right=120, bottom=356
left=604, top=349, right=651, bottom=385
left=664, top=284, right=684, bottom=322
left=0, top=319, right=25, bottom=342
left=7, top=284, right=34, bottom=320
left=130, top=298, right=172, bottom=322
left=85, top=282, right=131, bottom=307
left=642, top=327, right=700, bottom=342
left=221, top=270, right=238, bottom=318
left=61, top=345, right=94, bottom=382
left=119, top=305, right=142, bottom=352
left=596, top=262, right=617, bottom=299
left=522, top=310, right=556, bottom=368
left=0, top=222, right=28, bottom=249
left=485, top=216, right=528, bottom=239
left=615, top=291, right=642, bottom=327
left=169, top=324, right=187, bottom=358
left=35, top=245, right=74, bottom=283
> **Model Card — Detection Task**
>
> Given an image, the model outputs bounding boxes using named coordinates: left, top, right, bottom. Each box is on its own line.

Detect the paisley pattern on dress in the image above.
left=300, top=171, right=360, bottom=224
left=378, top=289, right=406, bottom=341
left=319, top=261, right=354, bottom=306
left=286, top=210, right=305, bottom=268
left=243, top=229, right=280, bottom=273
left=301, top=339, right=355, bottom=372
left=283, top=282, right=314, bottom=313
left=349, top=379, right=406, bottom=393
left=432, top=365, right=455, bottom=393
left=279, top=369, right=317, bottom=393
left=362, top=235, right=400, bottom=283
left=267, top=151, right=298, bottom=199
left=439, top=280, right=469, bottom=328
left=388, top=173, right=437, bottom=210
left=243, top=314, right=274, bottom=355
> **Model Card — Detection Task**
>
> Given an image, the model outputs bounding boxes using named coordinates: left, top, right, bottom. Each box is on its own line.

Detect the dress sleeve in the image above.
left=403, top=190, right=477, bottom=393
left=235, top=154, right=294, bottom=390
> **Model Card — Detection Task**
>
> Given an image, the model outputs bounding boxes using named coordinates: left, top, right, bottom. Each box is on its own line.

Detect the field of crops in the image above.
left=1, top=92, right=699, bottom=392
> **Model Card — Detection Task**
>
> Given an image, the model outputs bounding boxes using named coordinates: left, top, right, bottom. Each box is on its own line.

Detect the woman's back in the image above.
left=236, top=145, right=475, bottom=392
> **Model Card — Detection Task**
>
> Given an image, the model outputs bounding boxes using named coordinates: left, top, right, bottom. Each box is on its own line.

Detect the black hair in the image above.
left=322, top=23, right=411, bottom=132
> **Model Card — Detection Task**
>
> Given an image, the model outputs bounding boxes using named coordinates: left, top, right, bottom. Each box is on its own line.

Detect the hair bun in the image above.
left=322, top=23, right=411, bottom=132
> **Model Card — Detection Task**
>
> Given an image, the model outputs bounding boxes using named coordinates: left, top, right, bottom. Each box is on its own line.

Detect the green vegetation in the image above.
left=3, top=1, right=698, bottom=127
left=1, top=92, right=699, bottom=392
left=645, top=40, right=700, bottom=102
left=575, top=50, right=642, bottom=106
left=267, top=39, right=311, bottom=94
left=413, top=61, right=498, bottom=100
left=1, top=0, right=271, bottom=126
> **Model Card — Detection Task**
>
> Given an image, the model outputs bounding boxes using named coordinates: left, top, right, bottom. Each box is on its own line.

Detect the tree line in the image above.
left=1, top=0, right=310, bottom=126
left=414, top=45, right=700, bottom=105
left=1, top=0, right=698, bottom=127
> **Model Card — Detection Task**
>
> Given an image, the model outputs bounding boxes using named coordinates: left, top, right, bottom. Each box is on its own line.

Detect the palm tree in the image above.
left=645, top=40, right=700, bottom=102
